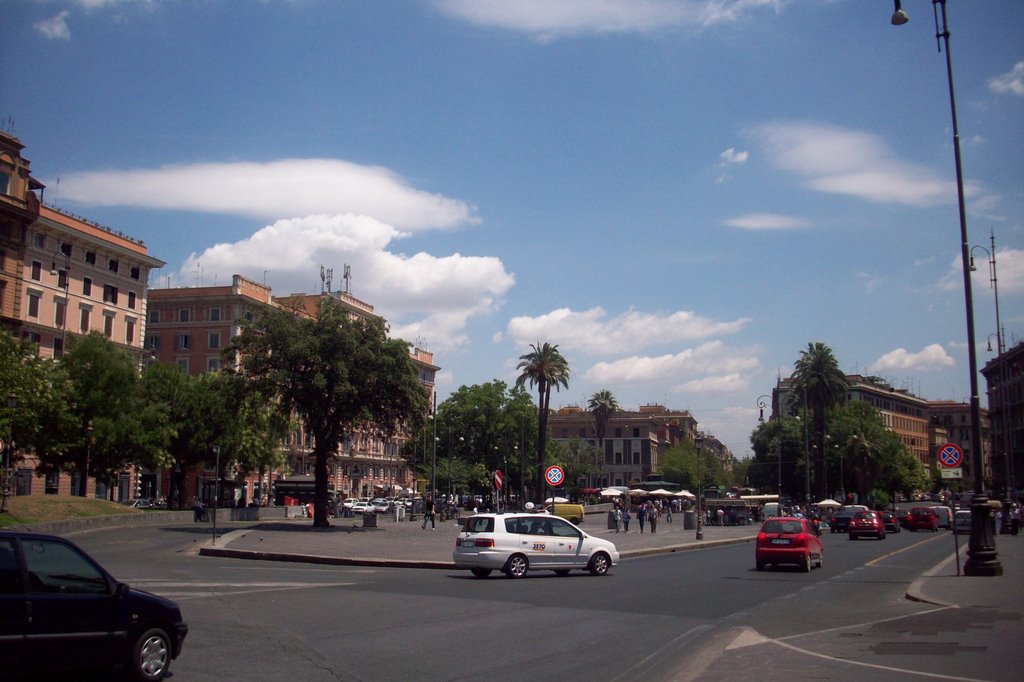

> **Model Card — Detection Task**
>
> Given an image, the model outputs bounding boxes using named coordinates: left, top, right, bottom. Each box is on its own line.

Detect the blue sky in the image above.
left=3, top=0, right=1022, bottom=458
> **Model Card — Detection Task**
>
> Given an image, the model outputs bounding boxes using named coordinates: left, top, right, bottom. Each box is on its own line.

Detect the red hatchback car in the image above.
left=907, top=507, right=939, bottom=532
left=848, top=511, right=886, bottom=540
left=755, top=516, right=824, bottom=572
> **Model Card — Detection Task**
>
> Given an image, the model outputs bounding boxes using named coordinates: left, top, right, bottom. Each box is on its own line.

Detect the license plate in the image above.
left=770, top=538, right=790, bottom=545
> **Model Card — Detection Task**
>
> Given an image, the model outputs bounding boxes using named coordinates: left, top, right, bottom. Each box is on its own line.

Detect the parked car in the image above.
left=848, top=511, right=886, bottom=540
left=341, top=498, right=359, bottom=511
left=351, top=502, right=374, bottom=514
left=880, top=511, right=901, bottom=533
left=370, top=499, right=390, bottom=513
left=907, top=506, right=939, bottom=532
left=954, top=509, right=972, bottom=534
left=0, top=531, right=188, bottom=680
left=453, top=512, right=618, bottom=579
left=755, top=516, right=823, bottom=572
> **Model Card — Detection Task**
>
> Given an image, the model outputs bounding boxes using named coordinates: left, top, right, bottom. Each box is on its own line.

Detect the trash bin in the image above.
left=362, top=512, right=378, bottom=528
left=394, top=506, right=405, bottom=522
left=607, top=511, right=618, bottom=529
left=683, top=510, right=696, bottom=530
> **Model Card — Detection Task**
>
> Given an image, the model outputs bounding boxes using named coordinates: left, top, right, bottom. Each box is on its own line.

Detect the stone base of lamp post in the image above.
left=964, top=494, right=1003, bottom=577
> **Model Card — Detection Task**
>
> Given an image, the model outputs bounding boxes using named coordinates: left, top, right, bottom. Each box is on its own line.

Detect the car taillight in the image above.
left=458, top=537, right=494, bottom=548
left=474, top=538, right=494, bottom=548
left=756, top=532, right=767, bottom=545
left=791, top=533, right=807, bottom=547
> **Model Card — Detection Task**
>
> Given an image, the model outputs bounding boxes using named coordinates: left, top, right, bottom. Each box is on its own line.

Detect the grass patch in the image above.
left=0, top=495, right=139, bottom=528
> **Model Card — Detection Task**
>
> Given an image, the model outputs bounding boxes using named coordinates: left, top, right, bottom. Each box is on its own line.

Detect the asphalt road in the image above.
left=70, top=524, right=1016, bottom=681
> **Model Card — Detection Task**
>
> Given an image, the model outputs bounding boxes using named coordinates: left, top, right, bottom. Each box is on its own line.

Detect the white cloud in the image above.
left=583, top=341, right=759, bottom=385
left=938, top=247, right=1024, bottom=294
left=674, top=373, right=749, bottom=394
left=177, top=214, right=513, bottom=351
left=504, top=307, right=750, bottom=355
left=54, top=159, right=478, bottom=230
left=856, top=272, right=884, bottom=295
left=989, top=62, right=1024, bottom=96
left=724, top=213, right=810, bottom=231
left=720, top=148, right=749, bottom=164
left=743, top=121, right=983, bottom=208
left=434, top=0, right=781, bottom=39
left=868, top=344, right=954, bottom=373
left=35, top=11, right=71, bottom=40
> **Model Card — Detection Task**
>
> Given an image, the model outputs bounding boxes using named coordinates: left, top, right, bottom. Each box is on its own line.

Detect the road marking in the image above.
left=865, top=533, right=946, bottom=566
left=123, top=580, right=357, bottom=600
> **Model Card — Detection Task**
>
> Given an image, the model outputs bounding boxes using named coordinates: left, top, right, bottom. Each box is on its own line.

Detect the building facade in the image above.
left=981, top=341, right=1023, bottom=496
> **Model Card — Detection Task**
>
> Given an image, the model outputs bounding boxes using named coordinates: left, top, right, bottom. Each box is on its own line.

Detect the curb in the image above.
left=905, top=551, right=959, bottom=608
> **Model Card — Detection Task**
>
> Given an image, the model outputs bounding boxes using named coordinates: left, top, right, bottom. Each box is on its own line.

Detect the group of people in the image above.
left=611, top=499, right=673, bottom=534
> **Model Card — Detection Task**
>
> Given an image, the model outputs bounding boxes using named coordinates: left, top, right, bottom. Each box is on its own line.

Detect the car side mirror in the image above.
left=115, top=582, right=131, bottom=599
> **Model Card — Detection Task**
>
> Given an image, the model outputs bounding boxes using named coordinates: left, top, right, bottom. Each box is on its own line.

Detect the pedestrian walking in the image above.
left=716, top=508, right=725, bottom=527
left=637, top=503, right=647, bottom=534
left=614, top=506, right=622, bottom=533
left=422, top=497, right=436, bottom=530
left=622, top=506, right=631, bottom=533
left=649, top=503, right=659, bottom=533
left=1011, top=504, right=1020, bottom=536
left=665, top=501, right=673, bottom=523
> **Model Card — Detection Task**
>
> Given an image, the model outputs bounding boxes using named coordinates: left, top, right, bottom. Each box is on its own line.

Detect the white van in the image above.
left=931, top=506, right=953, bottom=529
left=762, top=502, right=782, bottom=518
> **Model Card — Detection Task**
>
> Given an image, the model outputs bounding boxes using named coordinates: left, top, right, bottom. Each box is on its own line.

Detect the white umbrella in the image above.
left=649, top=488, right=675, bottom=497
left=544, top=496, right=569, bottom=504
left=675, top=490, right=696, bottom=498
left=599, top=488, right=624, bottom=497
left=816, top=498, right=842, bottom=508
left=628, top=489, right=648, bottom=497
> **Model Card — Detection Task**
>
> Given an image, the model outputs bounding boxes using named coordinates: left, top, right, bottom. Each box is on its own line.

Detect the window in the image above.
left=0, top=172, right=8, bottom=196
left=102, top=285, right=118, bottom=305
left=176, top=358, right=189, bottom=372
left=80, top=306, right=92, bottom=333
left=208, top=332, right=220, bottom=349
left=178, top=309, right=191, bottom=322
left=31, top=261, right=42, bottom=281
left=209, top=307, right=221, bottom=321
left=85, top=251, right=96, bottom=265
left=125, top=318, right=136, bottom=344
left=107, top=258, right=119, bottom=274
left=82, top=277, right=92, bottom=296
left=56, top=269, right=68, bottom=290
left=60, top=242, right=72, bottom=257
left=207, top=357, right=220, bottom=372
left=103, top=314, right=114, bottom=338
left=54, top=299, right=66, bottom=328
left=32, top=232, right=45, bottom=249
left=127, top=291, right=136, bottom=309
left=145, top=335, right=160, bottom=350
left=130, top=266, right=140, bottom=280
left=23, top=538, right=108, bottom=595
left=176, top=334, right=191, bottom=350
left=148, top=309, right=159, bottom=323
left=23, top=331, right=41, bottom=344
left=27, top=291, right=40, bottom=318
left=53, top=337, right=64, bottom=358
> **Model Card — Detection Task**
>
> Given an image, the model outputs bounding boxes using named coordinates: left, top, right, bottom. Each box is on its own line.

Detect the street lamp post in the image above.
left=50, top=250, right=71, bottom=357
left=890, top=0, right=1000, bottom=576
left=211, top=445, right=221, bottom=546
left=1, top=394, right=17, bottom=514
left=430, top=394, right=437, bottom=503
left=695, top=434, right=704, bottom=541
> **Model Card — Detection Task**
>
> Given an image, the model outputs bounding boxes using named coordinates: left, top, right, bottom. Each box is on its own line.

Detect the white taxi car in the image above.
left=453, top=512, right=618, bottom=579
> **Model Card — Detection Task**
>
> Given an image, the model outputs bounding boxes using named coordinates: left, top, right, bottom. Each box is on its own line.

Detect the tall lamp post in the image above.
left=972, top=235, right=1012, bottom=533
left=695, top=434, right=704, bottom=541
left=890, top=0, right=1000, bottom=576
left=757, top=386, right=782, bottom=505
left=50, top=250, right=71, bottom=357
left=1, top=394, right=17, bottom=514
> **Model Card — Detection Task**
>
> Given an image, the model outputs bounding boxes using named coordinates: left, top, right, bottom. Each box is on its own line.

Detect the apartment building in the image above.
left=928, top=400, right=991, bottom=490
left=548, top=404, right=704, bottom=488
left=981, top=341, right=1023, bottom=495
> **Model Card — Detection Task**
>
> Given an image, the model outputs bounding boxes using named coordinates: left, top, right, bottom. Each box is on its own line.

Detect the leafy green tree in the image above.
left=749, top=414, right=807, bottom=499
left=229, top=298, right=428, bottom=527
left=587, top=389, right=619, bottom=487
left=791, top=342, right=848, bottom=499
left=516, top=342, right=570, bottom=503
left=547, top=437, right=598, bottom=501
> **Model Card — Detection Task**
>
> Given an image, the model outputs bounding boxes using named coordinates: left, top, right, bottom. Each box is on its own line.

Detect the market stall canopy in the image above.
left=675, top=490, right=696, bottom=498
left=649, top=488, right=675, bottom=497
left=544, top=496, right=569, bottom=504
left=599, top=488, right=626, bottom=497
left=816, top=498, right=842, bottom=508
left=628, top=489, right=648, bottom=496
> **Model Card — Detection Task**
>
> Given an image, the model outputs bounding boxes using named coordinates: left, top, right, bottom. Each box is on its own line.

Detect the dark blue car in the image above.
left=0, top=531, right=188, bottom=680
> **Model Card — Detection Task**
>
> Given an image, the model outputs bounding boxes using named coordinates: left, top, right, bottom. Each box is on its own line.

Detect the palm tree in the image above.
left=587, top=389, right=619, bottom=489
left=516, top=342, right=571, bottom=503
left=791, top=342, right=848, bottom=500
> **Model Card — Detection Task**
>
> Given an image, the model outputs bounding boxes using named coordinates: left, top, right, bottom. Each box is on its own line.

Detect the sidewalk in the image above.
left=908, top=531, right=1024, bottom=609
left=197, top=512, right=758, bottom=567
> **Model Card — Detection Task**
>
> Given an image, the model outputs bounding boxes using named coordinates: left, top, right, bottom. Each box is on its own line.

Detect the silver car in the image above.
left=453, top=512, right=618, bottom=579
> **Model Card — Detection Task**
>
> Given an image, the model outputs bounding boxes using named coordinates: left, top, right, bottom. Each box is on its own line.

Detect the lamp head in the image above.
left=891, top=0, right=909, bottom=26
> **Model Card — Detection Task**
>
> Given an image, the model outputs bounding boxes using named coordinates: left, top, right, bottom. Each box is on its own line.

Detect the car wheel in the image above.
left=802, top=553, right=812, bottom=573
left=503, top=554, right=529, bottom=579
left=816, top=552, right=823, bottom=569
left=131, top=627, right=172, bottom=682
left=588, top=552, right=611, bottom=576
left=570, top=517, right=582, bottom=524
left=470, top=568, right=492, bottom=578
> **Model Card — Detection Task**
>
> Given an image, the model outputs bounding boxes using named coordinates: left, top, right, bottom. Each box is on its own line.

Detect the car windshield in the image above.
left=463, top=517, right=495, bottom=533
left=762, top=519, right=803, bottom=534
left=854, top=512, right=875, bottom=520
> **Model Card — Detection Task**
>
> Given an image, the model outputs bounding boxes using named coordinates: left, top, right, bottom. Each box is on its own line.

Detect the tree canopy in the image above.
left=516, top=342, right=570, bottom=503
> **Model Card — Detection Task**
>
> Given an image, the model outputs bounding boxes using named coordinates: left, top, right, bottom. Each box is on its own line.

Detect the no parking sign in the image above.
left=544, top=465, right=564, bottom=487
